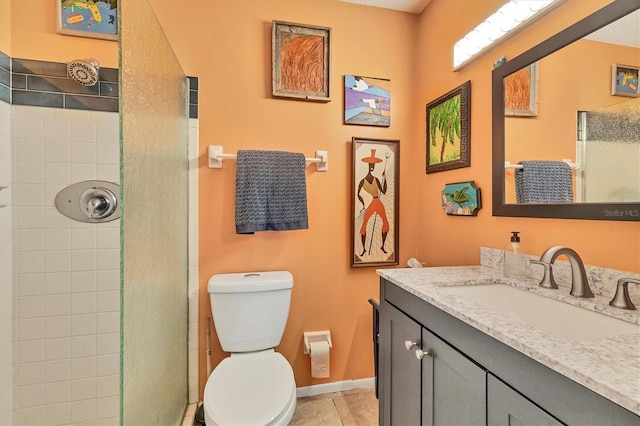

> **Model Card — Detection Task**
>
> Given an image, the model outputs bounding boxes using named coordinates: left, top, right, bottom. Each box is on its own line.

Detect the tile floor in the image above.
left=290, top=388, right=378, bottom=426
left=185, top=387, right=378, bottom=426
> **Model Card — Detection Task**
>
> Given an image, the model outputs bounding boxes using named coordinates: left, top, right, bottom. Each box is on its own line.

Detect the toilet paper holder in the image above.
left=303, top=330, right=332, bottom=354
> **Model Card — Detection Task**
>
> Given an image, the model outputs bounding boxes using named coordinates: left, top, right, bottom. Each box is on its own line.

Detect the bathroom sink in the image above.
left=439, top=284, right=640, bottom=341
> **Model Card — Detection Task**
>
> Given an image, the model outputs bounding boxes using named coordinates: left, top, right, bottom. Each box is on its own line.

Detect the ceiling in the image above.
left=339, top=0, right=431, bottom=14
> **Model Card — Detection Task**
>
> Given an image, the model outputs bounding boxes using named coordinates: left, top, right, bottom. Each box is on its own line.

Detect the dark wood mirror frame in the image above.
left=492, top=0, right=640, bottom=221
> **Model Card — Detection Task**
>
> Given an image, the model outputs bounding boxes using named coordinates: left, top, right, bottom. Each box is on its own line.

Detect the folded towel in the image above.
left=515, top=160, right=574, bottom=204
left=235, top=150, right=308, bottom=234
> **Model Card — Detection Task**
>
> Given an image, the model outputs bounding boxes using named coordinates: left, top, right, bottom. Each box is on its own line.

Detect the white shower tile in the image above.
left=44, top=118, right=71, bottom=141
left=44, top=402, right=71, bottom=426
left=71, top=163, right=97, bottom=182
left=72, top=292, right=96, bottom=315
left=96, top=164, right=119, bottom=182
left=44, top=272, right=71, bottom=295
left=96, top=354, right=118, bottom=376
left=96, top=143, right=119, bottom=165
left=16, top=383, right=45, bottom=408
left=90, top=111, right=118, bottom=123
left=96, top=227, right=119, bottom=249
left=72, top=271, right=97, bottom=293
left=45, top=315, right=71, bottom=339
left=71, top=398, right=97, bottom=423
left=16, top=207, right=44, bottom=229
left=53, top=109, right=90, bottom=121
left=44, top=184, right=67, bottom=206
left=16, top=340, right=44, bottom=363
left=15, top=406, right=45, bottom=425
left=17, top=318, right=45, bottom=341
left=17, top=361, right=44, bottom=386
left=16, top=139, right=44, bottom=162
left=72, top=250, right=96, bottom=272
left=72, top=228, right=96, bottom=250
left=44, top=207, right=72, bottom=229
left=72, top=377, right=96, bottom=401
left=96, top=313, right=118, bottom=334
left=16, top=273, right=44, bottom=297
left=14, top=115, right=45, bottom=140
left=71, top=357, right=97, bottom=380
left=45, top=381, right=71, bottom=405
left=72, top=314, right=97, bottom=337
left=96, top=249, right=118, bottom=271
left=45, top=228, right=71, bottom=251
left=17, top=251, right=44, bottom=274
left=96, top=374, right=118, bottom=398
left=45, top=294, right=71, bottom=317
left=96, top=333, right=118, bottom=356
left=16, top=162, right=44, bottom=184
left=71, top=142, right=97, bottom=164
left=95, top=291, right=118, bottom=313
left=72, top=335, right=97, bottom=358
left=44, top=162, right=70, bottom=184
left=69, top=121, right=97, bottom=143
left=16, top=295, right=44, bottom=319
left=96, top=395, right=118, bottom=419
left=45, top=250, right=71, bottom=272
left=17, top=183, right=44, bottom=207
left=44, top=140, right=70, bottom=163
left=45, top=359, right=71, bottom=383
left=45, top=337, right=71, bottom=361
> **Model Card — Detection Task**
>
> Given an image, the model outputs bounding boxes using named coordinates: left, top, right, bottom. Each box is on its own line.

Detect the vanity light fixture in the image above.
left=453, top=0, right=563, bottom=70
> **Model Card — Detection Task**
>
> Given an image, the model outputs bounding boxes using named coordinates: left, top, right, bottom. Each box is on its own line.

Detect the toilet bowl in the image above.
left=203, top=350, right=296, bottom=425
left=203, top=271, right=297, bottom=425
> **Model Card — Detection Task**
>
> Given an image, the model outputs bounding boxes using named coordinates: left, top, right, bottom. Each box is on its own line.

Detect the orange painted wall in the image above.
left=7, top=0, right=118, bottom=66
left=414, top=0, right=639, bottom=273
left=0, top=1, right=11, bottom=54
left=149, top=0, right=421, bottom=394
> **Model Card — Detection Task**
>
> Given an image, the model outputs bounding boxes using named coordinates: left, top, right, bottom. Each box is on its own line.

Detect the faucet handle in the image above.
left=609, top=278, right=640, bottom=310
left=529, top=260, right=558, bottom=289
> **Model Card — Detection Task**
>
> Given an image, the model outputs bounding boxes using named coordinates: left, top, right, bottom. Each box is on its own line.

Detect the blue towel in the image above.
left=515, top=160, right=574, bottom=204
left=235, top=150, right=308, bottom=234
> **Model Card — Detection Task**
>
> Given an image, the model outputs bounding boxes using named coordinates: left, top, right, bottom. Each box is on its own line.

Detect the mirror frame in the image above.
left=492, top=0, right=640, bottom=221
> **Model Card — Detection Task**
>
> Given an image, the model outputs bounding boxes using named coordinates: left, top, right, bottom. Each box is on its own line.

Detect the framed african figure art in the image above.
left=351, top=138, right=399, bottom=268
left=272, top=21, right=331, bottom=102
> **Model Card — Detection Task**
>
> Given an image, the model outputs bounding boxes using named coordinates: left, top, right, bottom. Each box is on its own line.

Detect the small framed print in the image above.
left=272, top=21, right=331, bottom=102
left=57, top=0, right=118, bottom=41
left=611, top=63, right=639, bottom=97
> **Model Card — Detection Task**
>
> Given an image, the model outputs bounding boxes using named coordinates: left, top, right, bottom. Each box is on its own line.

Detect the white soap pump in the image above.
left=504, top=231, right=527, bottom=279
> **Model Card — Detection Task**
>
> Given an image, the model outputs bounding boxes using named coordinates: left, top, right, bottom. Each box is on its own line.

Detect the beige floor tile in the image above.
left=333, top=390, right=378, bottom=426
left=289, top=397, right=343, bottom=425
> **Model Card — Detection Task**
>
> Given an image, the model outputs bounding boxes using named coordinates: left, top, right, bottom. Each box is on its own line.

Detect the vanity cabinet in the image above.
left=378, top=278, right=640, bottom=425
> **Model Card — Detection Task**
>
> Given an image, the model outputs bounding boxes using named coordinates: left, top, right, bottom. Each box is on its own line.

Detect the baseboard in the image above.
left=296, top=377, right=375, bottom=398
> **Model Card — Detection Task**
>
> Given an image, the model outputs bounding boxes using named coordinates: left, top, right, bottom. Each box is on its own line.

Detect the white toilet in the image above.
left=203, top=271, right=297, bottom=426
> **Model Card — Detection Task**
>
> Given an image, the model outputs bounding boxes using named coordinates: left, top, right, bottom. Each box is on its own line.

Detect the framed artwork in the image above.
left=344, top=75, right=390, bottom=127
left=272, top=21, right=331, bottom=102
left=351, top=138, right=399, bottom=268
left=611, top=63, right=639, bottom=97
left=57, top=0, right=118, bottom=41
left=426, top=80, right=471, bottom=174
left=504, top=62, right=538, bottom=116
left=441, top=181, right=481, bottom=216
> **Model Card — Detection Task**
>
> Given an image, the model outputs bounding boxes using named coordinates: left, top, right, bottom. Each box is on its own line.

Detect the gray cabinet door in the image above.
left=380, top=303, right=422, bottom=425
left=422, top=328, right=486, bottom=426
left=487, top=375, right=562, bottom=426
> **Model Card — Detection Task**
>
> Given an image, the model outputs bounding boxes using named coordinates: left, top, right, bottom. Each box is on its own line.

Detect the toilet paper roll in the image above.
left=309, top=340, right=330, bottom=378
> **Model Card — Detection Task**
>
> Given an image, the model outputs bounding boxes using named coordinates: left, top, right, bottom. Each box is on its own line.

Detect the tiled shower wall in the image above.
left=1, top=52, right=200, bottom=424
left=12, top=106, right=121, bottom=425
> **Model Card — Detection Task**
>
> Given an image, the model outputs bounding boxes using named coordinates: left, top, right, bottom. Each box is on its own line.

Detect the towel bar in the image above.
left=504, top=159, right=579, bottom=170
left=208, top=145, right=328, bottom=172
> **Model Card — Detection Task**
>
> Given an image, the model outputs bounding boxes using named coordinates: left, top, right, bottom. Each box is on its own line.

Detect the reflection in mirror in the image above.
left=492, top=0, right=640, bottom=221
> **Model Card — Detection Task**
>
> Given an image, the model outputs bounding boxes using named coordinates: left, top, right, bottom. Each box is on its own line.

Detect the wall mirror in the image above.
left=492, top=0, right=640, bottom=221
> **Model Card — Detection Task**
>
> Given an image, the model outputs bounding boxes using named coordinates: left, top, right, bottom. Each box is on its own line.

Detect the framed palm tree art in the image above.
left=426, top=80, right=471, bottom=173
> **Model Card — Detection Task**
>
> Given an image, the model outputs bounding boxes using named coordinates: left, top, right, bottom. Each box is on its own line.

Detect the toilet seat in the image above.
left=204, top=350, right=296, bottom=425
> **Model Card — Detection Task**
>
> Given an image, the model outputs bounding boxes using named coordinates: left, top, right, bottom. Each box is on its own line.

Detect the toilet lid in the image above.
left=204, top=352, right=295, bottom=425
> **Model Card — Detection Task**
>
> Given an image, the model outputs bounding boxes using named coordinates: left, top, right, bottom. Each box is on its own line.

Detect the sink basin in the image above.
left=439, top=284, right=640, bottom=341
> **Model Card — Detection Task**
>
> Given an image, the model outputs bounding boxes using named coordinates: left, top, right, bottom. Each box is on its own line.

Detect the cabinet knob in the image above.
left=404, top=340, right=418, bottom=350
left=415, top=349, right=429, bottom=360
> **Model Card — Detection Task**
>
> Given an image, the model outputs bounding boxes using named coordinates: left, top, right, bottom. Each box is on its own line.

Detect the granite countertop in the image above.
left=377, top=265, right=640, bottom=416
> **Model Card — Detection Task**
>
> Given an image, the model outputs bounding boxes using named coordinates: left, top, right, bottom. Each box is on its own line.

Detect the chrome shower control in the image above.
left=55, top=180, right=120, bottom=223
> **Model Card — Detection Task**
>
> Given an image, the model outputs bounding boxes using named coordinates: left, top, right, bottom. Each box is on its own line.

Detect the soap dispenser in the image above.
left=504, top=231, right=527, bottom=279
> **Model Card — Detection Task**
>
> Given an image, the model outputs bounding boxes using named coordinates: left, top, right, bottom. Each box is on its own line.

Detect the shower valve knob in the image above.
left=87, top=196, right=108, bottom=217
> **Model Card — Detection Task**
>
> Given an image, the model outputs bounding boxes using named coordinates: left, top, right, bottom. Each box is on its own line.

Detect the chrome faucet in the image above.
left=530, top=246, right=594, bottom=298
left=609, top=278, right=640, bottom=310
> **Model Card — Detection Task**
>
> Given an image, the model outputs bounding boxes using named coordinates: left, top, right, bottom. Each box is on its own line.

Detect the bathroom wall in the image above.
left=150, top=0, right=422, bottom=393
left=414, top=0, right=639, bottom=272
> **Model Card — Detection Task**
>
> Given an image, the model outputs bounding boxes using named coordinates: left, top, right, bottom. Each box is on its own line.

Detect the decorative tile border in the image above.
left=0, top=51, right=198, bottom=118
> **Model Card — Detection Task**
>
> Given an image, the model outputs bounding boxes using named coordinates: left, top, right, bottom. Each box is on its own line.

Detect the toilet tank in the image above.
left=208, top=271, right=293, bottom=352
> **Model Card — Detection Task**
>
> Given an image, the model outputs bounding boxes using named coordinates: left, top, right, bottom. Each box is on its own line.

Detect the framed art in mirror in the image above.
left=272, top=21, right=331, bottom=102
left=426, top=81, right=471, bottom=173
left=611, top=63, right=640, bottom=97
left=56, top=0, right=118, bottom=41
left=505, top=63, right=538, bottom=117
left=351, top=138, right=399, bottom=268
